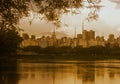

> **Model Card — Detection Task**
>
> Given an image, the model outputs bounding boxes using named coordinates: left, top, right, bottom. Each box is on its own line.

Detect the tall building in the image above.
left=108, top=34, right=115, bottom=42
left=31, top=35, right=36, bottom=40
left=96, top=36, right=105, bottom=46
left=20, top=33, right=38, bottom=48
left=107, top=34, right=116, bottom=47
left=51, top=26, right=56, bottom=39
left=22, top=33, right=29, bottom=40
left=51, top=26, right=57, bottom=46
left=81, top=21, right=89, bottom=47
left=77, top=34, right=82, bottom=39
left=88, top=30, right=95, bottom=40
left=82, top=30, right=88, bottom=40
left=117, top=36, right=120, bottom=47
left=73, top=26, right=77, bottom=47
left=81, top=22, right=96, bottom=47
left=87, top=30, right=96, bottom=47
left=82, top=20, right=84, bottom=33
left=20, top=39, right=38, bottom=48
left=74, top=26, right=77, bottom=38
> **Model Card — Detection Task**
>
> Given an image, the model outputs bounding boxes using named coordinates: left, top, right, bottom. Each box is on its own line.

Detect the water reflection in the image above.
left=0, top=60, right=19, bottom=84
left=1, top=60, right=120, bottom=84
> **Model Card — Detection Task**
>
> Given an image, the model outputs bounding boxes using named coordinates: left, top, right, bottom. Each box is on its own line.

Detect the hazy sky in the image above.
left=20, top=0, right=120, bottom=39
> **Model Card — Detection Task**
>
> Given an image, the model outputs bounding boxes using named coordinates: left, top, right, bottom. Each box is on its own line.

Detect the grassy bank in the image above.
left=14, top=54, right=120, bottom=61
left=1, top=46, right=120, bottom=61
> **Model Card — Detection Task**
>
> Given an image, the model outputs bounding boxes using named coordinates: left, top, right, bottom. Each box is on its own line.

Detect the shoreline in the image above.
left=1, top=54, right=120, bottom=61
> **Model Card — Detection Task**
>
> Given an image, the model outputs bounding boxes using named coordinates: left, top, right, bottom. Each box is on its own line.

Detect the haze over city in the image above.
left=19, top=0, right=120, bottom=39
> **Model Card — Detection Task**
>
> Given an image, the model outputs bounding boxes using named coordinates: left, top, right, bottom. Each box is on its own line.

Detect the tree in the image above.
left=0, top=0, right=28, bottom=54
left=0, top=27, right=22, bottom=54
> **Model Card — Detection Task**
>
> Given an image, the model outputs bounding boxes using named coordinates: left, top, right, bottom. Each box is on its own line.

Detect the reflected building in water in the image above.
left=0, top=60, right=19, bottom=84
left=3, top=60, right=117, bottom=84
left=1, top=60, right=120, bottom=84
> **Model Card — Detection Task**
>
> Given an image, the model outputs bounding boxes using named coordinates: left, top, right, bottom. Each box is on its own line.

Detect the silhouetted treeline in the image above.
left=21, top=46, right=120, bottom=56
left=0, top=28, right=22, bottom=55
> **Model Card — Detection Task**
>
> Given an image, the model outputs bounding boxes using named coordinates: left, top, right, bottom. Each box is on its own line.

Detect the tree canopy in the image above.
left=0, top=28, right=22, bottom=54
left=0, top=0, right=102, bottom=28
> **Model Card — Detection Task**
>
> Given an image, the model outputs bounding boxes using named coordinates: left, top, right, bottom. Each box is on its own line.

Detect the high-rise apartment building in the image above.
left=82, top=30, right=88, bottom=40
left=96, top=36, right=105, bottom=46
left=51, top=26, right=57, bottom=46
left=88, top=30, right=95, bottom=40
left=22, top=33, right=29, bottom=40
left=108, top=34, right=115, bottom=42
left=31, top=35, right=36, bottom=40
left=107, top=34, right=117, bottom=47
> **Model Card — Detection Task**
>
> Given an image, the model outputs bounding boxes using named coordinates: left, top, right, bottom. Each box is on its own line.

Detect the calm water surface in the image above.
left=1, top=59, right=120, bottom=84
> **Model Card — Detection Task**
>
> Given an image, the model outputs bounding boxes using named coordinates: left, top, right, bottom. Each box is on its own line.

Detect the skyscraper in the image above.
left=22, top=33, right=29, bottom=40
left=108, top=34, right=115, bottom=42
left=31, top=35, right=36, bottom=40
left=51, top=25, right=56, bottom=46
left=88, top=30, right=95, bottom=40
left=82, top=30, right=88, bottom=40
left=82, top=21, right=89, bottom=40
left=51, top=25, right=56, bottom=39
left=82, top=20, right=84, bottom=33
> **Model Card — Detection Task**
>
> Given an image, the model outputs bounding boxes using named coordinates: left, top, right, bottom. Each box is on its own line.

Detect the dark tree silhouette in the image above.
left=0, top=27, right=22, bottom=54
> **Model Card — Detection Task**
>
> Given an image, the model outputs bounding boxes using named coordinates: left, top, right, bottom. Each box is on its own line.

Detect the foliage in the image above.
left=22, top=45, right=120, bottom=56
left=0, top=0, right=29, bottom=28
left=30, top=0, right=102, bottom=26
left=0, top=0, right=102, bottom=27
left=0, top=0, right=29, bottom=54
left=0, top=27, right=22, bottom=54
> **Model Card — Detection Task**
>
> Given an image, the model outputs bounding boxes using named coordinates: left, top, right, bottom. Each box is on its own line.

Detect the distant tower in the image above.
left=52, top=25, right=56, bottom=39
left=74, top=26, right=77, bottom=47
left=82, top=20, right=85, bottom=33
left=82, top=20, right=87, bottom=40
left=51, top=25, right=56, bottom=46
left=89, top=30, right=95, bottom=40
left=74, top=26, right=77, bottom=38
left=22, top=33, right=29, bottom=40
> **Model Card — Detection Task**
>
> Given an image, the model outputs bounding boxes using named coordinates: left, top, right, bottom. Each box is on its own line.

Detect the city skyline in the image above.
left=19, top=0, right=120, bottom=39
left=21, top=24, right=120, bottom=40
left=20, top=26, right=120, bottom=48
left=21, top=26, right=120, bottom=41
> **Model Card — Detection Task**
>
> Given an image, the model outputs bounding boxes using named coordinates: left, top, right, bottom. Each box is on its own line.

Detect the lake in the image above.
left=0, top=59, right=120, bottom=84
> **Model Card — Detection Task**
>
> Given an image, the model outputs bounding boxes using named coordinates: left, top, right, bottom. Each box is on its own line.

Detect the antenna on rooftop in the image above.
left=74, top=25, right=77, bottom=38
left=82, top=19, right=84, bottom=33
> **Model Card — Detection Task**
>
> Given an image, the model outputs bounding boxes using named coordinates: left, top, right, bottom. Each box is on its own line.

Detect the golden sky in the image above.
left=20, top=0, right=120, bottom=39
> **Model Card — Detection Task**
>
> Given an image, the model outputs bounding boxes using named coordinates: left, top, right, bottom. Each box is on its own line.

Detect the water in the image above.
left=1, top=59, right=120, bottom=84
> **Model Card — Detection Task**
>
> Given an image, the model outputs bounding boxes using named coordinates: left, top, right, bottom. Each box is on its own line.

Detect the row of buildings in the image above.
left=20, top=24, right=120, bottom=48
